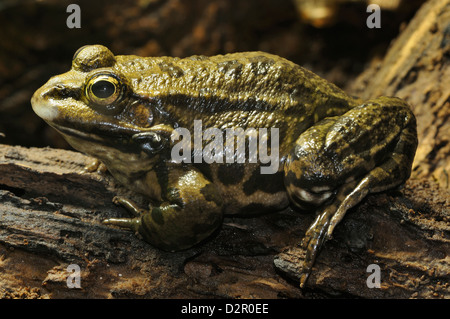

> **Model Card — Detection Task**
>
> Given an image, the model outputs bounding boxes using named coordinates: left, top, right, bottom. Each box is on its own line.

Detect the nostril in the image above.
left=42, top=84, right=80, bottom=100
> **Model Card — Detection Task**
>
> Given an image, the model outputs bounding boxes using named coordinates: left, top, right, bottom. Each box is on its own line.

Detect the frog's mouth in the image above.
left=50, top=121, right=133, bottom=144
left=51, top=123, right=165, bottom=156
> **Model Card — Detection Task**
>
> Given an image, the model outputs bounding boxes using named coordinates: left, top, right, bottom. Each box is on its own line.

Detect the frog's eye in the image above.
left=85, top=73, right=125, bottom=114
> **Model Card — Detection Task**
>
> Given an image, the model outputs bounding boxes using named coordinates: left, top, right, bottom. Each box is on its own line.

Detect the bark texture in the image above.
left=0, top=143, right=448, bottom=298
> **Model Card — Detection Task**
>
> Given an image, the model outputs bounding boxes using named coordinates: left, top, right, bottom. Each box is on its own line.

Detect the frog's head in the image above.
left=31, top=45, right=167, bottom=171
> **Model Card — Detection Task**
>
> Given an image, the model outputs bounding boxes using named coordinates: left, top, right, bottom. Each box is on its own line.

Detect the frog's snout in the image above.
left=31, top=83, right=60, bottom=122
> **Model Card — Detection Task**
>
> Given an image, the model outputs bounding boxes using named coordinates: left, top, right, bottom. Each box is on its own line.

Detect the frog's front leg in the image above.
left=284, top=96, right=418, bottom=287
left=81, top=158, right=108, bottom=174
left=103, top=167, right=223, bottom=251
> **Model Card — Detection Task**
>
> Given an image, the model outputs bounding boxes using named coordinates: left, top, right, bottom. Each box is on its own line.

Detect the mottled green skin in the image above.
left=31, top=45, right=417, bottom=287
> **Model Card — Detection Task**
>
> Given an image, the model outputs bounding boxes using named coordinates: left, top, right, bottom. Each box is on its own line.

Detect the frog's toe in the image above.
left=103, top=217, right=141, bottom=232
left=299, top=208, right=334, bottom=287
left=112, top=196, right=147, bottom=217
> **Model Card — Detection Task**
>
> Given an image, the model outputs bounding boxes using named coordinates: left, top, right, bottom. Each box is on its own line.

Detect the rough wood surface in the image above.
left=0, top=144, right=304, bottom=298
left=0, top=144, right=448, bottom=299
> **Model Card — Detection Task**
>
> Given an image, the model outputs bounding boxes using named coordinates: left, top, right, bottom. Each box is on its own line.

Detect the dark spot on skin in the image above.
left=284, top=170, right=297, bottom=186
left=151, top=207, right=164, bottom=225
left=217, top=60, right=243, bottom=79
left=155, top=161, right=169, bottom=198
left=282, top=101, right=307, bottom=117
left=217, top=164, right=245, bottom=185
left=158, top=93, right=275, bottom=114
left=197, top=163, right=213, bottom=181
left=200, top=183, right=223, bottom=207
left=288, top=87, right=303, bottom=101
left=285, top=168, right=334, bottom=191
left=248, top=56, right=275, bottom=76
left=440, top=23, right=450, bottom=48
left=158, top=62, right=184, bottom=78
left=243, top=169, right=284, bottom=195
left=167, top=187, right=184, bottom=208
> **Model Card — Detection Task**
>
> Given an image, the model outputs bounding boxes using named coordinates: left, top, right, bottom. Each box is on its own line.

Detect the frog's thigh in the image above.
left=285, top=96, right=417, bottom=216
left=327, top=97, right=418, bottom=234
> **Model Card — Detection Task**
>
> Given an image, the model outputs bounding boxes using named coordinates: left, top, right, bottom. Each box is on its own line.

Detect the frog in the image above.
left=31, top=45, right=417, bottom=288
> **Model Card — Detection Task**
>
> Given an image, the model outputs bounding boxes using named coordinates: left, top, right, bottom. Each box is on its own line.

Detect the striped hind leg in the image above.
left=298, top=151, right=413, bottom=287
left=284, top=96, right=417, bottom=287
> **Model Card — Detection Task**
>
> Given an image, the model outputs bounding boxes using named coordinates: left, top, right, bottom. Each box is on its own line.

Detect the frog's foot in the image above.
left=102, top=196, right=146, bottom=231
left=102, top=216, right=141, bottom=232
left=299, top=207, right=334, bottom=288
left=298, top=151, right=416, bottom=287
left=298, top=178, right=359, bottom=287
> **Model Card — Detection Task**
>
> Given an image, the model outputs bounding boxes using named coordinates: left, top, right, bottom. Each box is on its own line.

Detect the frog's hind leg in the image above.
left=299, top=154, right=411, bottom=287
left=284, top=96, right=417, bottom=287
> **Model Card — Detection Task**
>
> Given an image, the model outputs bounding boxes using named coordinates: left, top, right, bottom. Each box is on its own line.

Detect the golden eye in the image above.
left=85, top=73, right=125, bottom=114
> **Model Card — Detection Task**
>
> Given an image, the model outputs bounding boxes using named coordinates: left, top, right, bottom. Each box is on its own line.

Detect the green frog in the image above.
left=31, top=45, right=417, bottom=287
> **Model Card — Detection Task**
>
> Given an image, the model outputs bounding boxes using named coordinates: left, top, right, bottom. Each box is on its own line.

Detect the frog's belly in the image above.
left=199, top=163, right=290, bottom=215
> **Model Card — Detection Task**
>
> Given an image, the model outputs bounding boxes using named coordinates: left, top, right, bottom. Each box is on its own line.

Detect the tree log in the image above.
left=0, top=143, right=448, bottom=299
left=0, top=144, right=305, bottom=298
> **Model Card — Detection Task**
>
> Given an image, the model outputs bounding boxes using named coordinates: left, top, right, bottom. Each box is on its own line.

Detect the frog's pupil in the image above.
left=92, top=80, right=115, bottom=98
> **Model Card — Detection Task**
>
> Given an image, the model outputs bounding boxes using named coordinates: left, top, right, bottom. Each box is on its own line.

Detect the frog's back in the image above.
left=116, top=51, right=356, bottom=134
